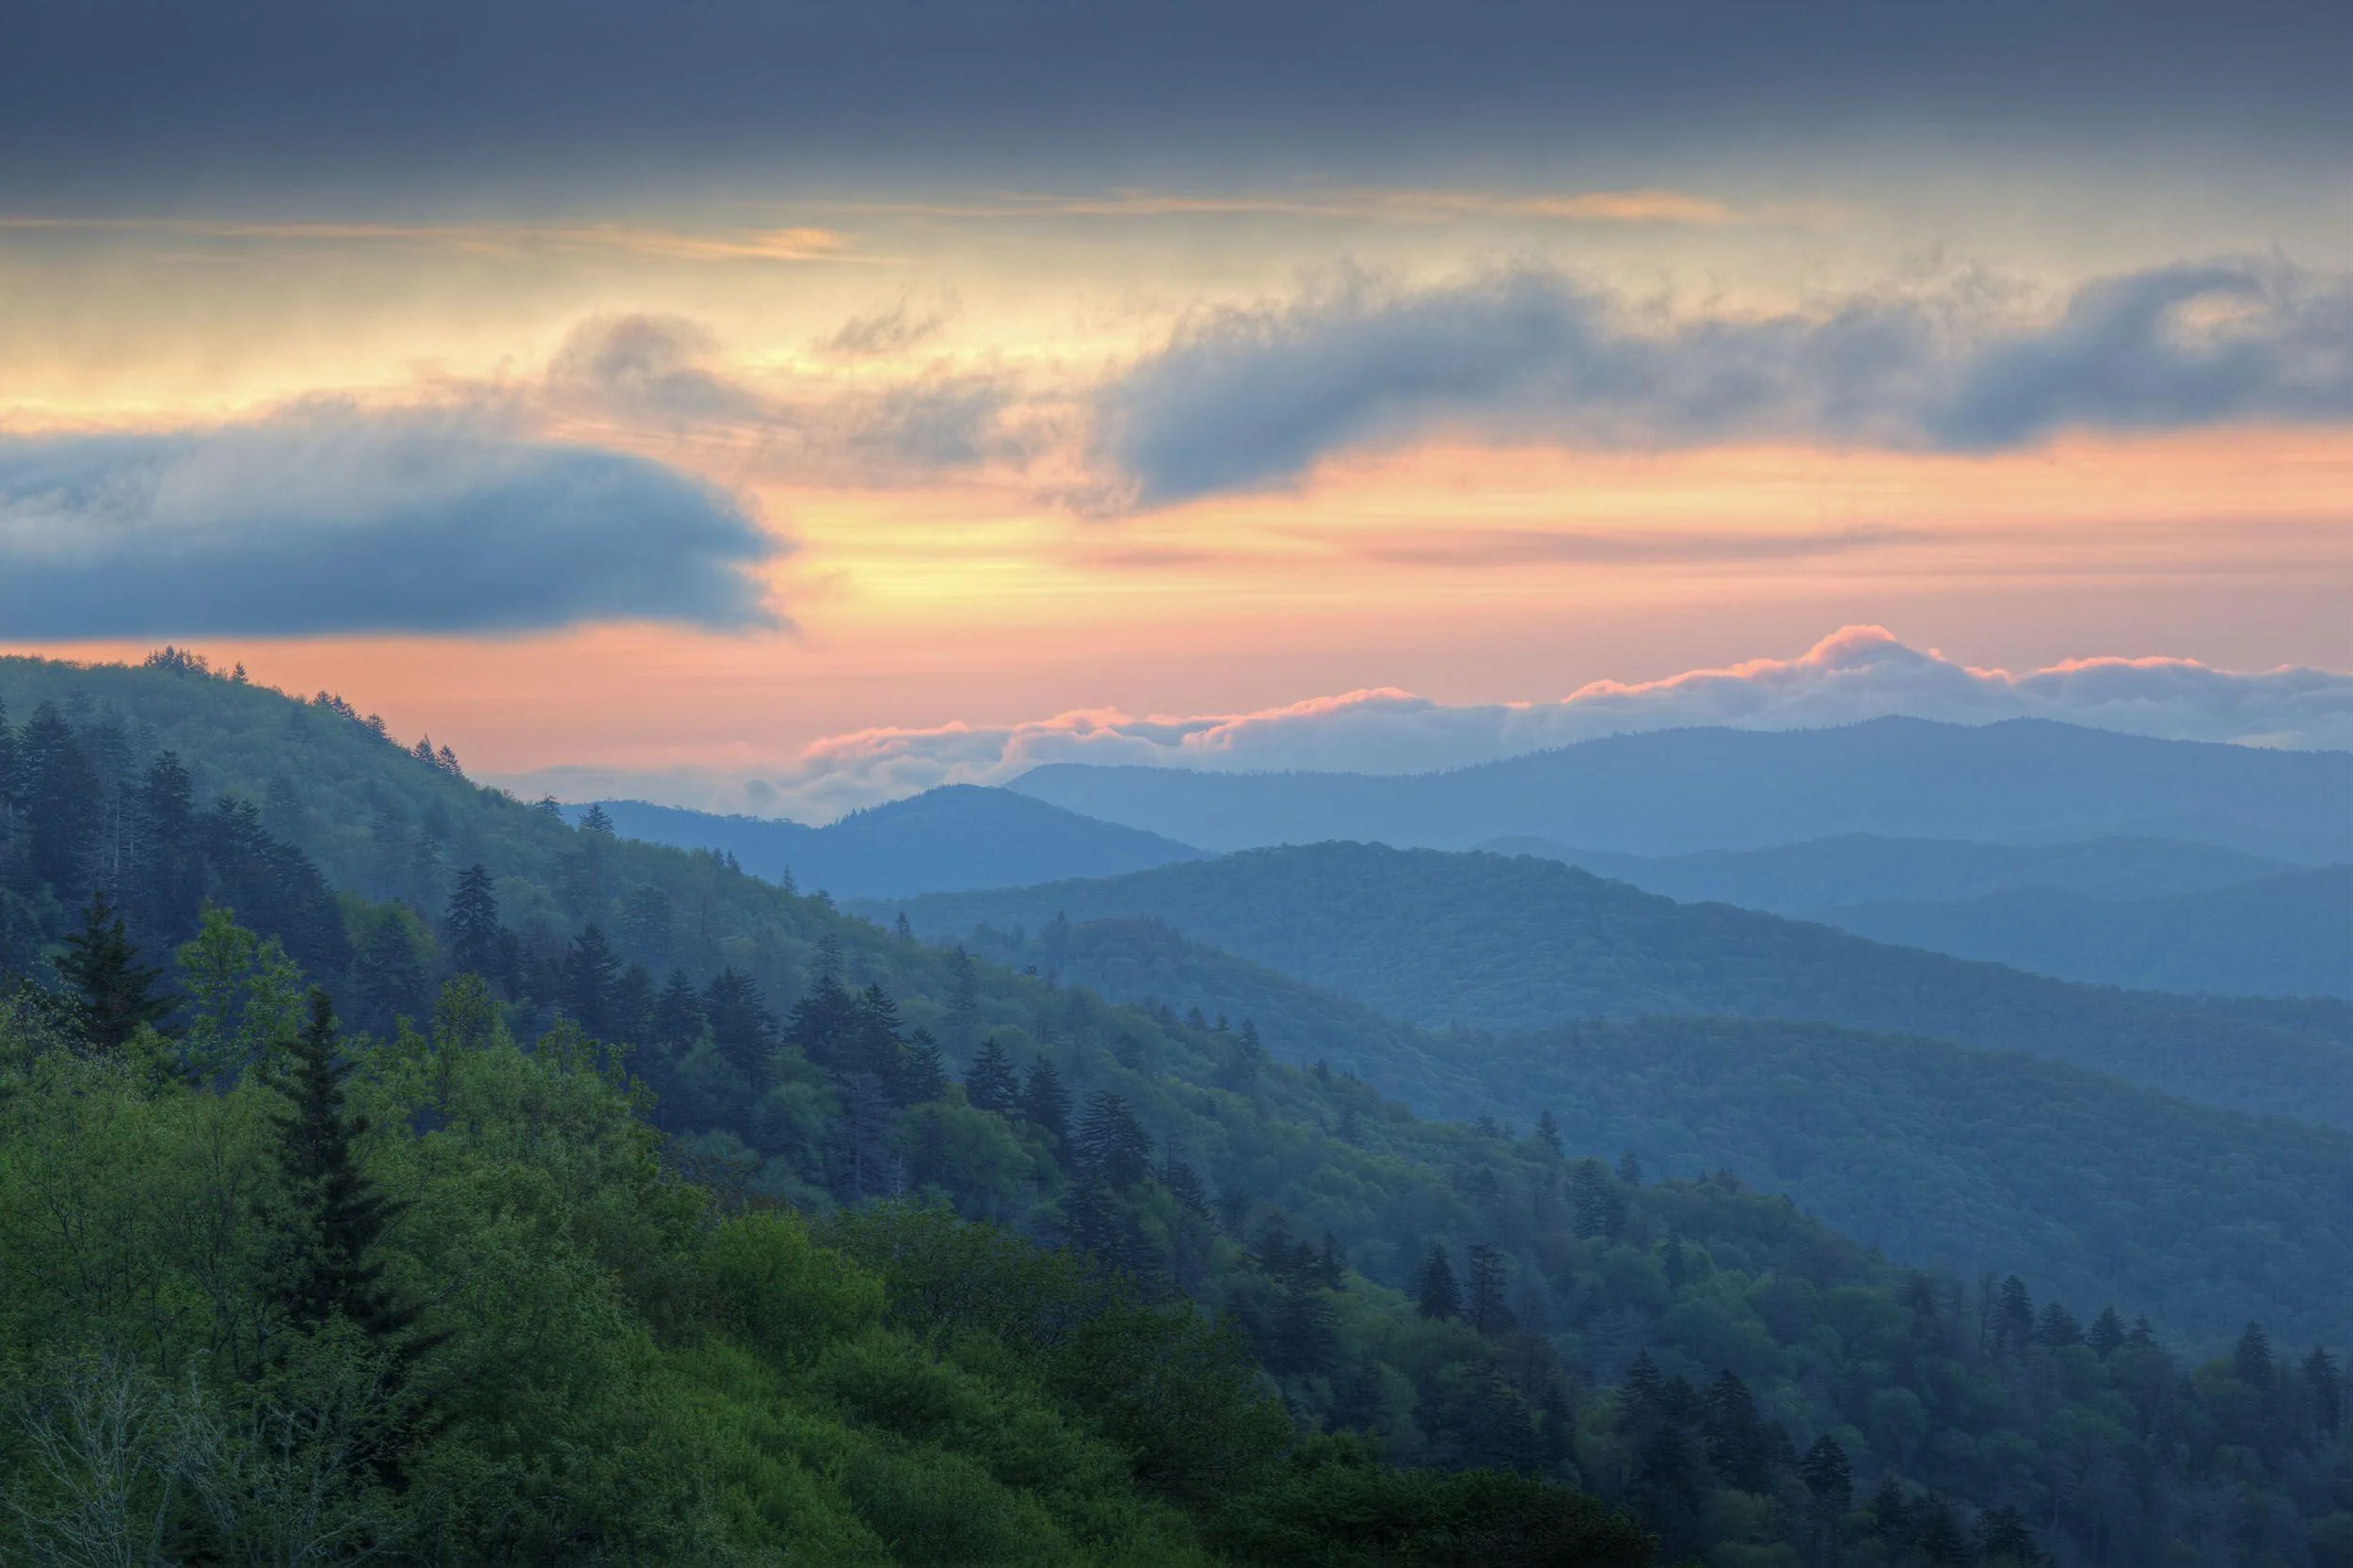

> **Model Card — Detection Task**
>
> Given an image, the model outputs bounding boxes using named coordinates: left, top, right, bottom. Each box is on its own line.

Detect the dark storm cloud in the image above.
left=1, top=0, right=2345, bottom=200
left=0, top=408, right=783, bottom=637
left=1093, top=262, right=2353, bottom=504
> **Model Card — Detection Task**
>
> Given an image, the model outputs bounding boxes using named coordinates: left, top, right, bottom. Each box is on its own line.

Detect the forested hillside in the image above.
left=570, top=786, right=1209, bottom=899
left=1479, top=834, right=2296, bottom=912
left=1820, top=866, right=2353, bottom=999
left=1011, top=717, right=2353, bottom=861
left=929, top=912, right=2353, bottom=1346
left=1487, top=836, right=2350, bottom=998
left=7, top=654, right=2353, bottom=1565
left=888, top=842, right=2353, bottom=1130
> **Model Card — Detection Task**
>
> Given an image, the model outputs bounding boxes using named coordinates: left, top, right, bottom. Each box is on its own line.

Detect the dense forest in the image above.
left=885, top=842, right=2353, bottom=1130
left=935, top=913, right=2353, bottom=1346
left=5, top=653, right=2352, bottom=1565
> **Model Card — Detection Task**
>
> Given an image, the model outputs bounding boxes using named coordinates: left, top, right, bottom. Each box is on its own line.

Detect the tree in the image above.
left=1976, top=1505, right=2044, bottom=1565
left=1216, top=1018, right=1266, bottom=1096
left=55, top=888, right=173, bottom=1050
left=130, top=751, right=205, bottom=947
left=945, top=947, right=982, bottom=1050
left=1416, top=1243, right=1462, bottom=1320
left=2235, top=1320, right=2276, bottom=1390
left=268, top=991, right=422, bottom=1348
left=965, top=1036, right=1019, bottom=1113
left=898, top=1029, right=948, bottom=1104
left=19, top=702, right=100, bottom=896
left=1993, top=1276, right=2035, bottom=1355
left=1533, top=1108, right=1563, bottom=1156
left=1019, top=1058, right=1070, bottom=1147
left=2305, top=1347, right=2344, bottom=1440
left=1160, top=1153, right=1209, bottom=1216
left=2087, top=1305, right=2127, bottom=1358
left=2032, top=1301, right=2084, bottom=1348
left=1800, top=1434, right=1852, bottom=1562
left=443, top=864, right=502, bottom=982
left=783, top=961, right=855, bottom=1069
left=1465, top=1243, right=1513, bottom=1337
left=562, top=925, right=619, bottom=1034
left=1702, top=1370, right=1771, bottom=1492
left=1569, top=1159, right=1625, bottom=1240
left=704, top=968, right=776, bottom=1082
left=651, top=968, right=705, bottom=1054
left=1615, top=1151, right=1643, bottom=1187
left=1075, top=1091, right=1153, bottom=1188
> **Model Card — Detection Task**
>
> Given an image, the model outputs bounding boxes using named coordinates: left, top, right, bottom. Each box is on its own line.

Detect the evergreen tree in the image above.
left=2235, top=1320, right=2276, bottom=1389
left=1160, top=1152, right=1210, bottom=1216
left=130, top=751, right=204, bottom=947
left=704, top=967, right=776, bottom=1081
left=269, top=991, right=421, bottom=1347
left=55, top=888, right=172, bottom=1050
left=964, top=1036, right=1019, bottom=1113
left=1615, top=1151, right=1643, bottom=1186
left=19, top=702, right=99, bottom=896
left=1618, top=1352, right=1668, bottom=1437
left=944, top=946, right=982, bottom=1050
left=2307, top=1347, right=2345, bottom=1440
left=652, top=968, right=705, bottom=1054
left=851, top=982, right=906, bottom=1086
left=1569, top=1158, right=1625, bottom=1240
left=1976, top=1505, right=2044, bottom=1565
left=562, top=924, right=620, bottom=1034
left=1019, top=1057, right=1070, bottom=1147
left=1075, top=1090, right=1153, bottom=1187
left=1799, top=1433, right=1852, bottom=1557
left=1993, top=1276, right=2035, bottom=1354
left=354, top=917, right=425, bottom=1034
left=2032, top=1301, right=2084, bottom=1348
left=2087, top=1305, right=2127, bottom=1357
left=1215, top=1017, right=1267, bottom=1096
left=1269, top=1279, right=1338, bottom=1378
left=898, top=1029, right=948, bottom=1104
left=892, top=910, right=914, bottom=944
left=1702, top=1370, right=1771, bottom=1492
left=443, top=863, right=503, bottom=982
left=784, top=961, right=855, bottom=1068
left=1318, top=1232, right=1346, bottom=1290
left=615, top=884, right=674, bottom=965
left=1533, top=1108, right=1563, bottom=1156
left=1663, top=1233, right=1689, bottom=1292
left=579, top=804, right=616, bottom=839
left=1415, top=1243, right=1462, bottom=1320
left=1465, top=1242, right=1513, bottom=1336
left=1913, top=1494, right=1968, bottom=1565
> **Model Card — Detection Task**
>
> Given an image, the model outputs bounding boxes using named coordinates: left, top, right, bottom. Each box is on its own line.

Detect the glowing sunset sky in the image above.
left=2, top=0, right=2348, bottom=815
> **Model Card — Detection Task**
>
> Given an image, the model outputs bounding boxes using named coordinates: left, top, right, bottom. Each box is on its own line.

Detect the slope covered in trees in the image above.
left=8, top=653, right=2353, bottom=1564
left=1486, top=834, right=2349, bottom=998
left=888, top=841, right=2353, bottom=1130
left=1010, top=717, right=2353, bottom=861
left=925, top=911, right=2353, bottom=1346
left=569, top=785, right=1209, bottom=899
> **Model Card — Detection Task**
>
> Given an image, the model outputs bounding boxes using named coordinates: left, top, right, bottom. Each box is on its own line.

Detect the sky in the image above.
left=2, top=0, right=2349, bottom=818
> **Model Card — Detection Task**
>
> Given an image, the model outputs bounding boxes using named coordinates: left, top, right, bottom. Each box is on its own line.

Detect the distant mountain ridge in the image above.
left=887, top=840, right=2353, bottom=1131
left=1010, top=716, right=2353, bottom=862
left=568, top=784, right=1209, bottom=899
left=1481, top=833, right=2349, bottom=997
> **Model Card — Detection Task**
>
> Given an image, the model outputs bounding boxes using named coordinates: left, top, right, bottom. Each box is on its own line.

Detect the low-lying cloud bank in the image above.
left=0, top=406, right=781, bottom=636
left=493, top=627, right=2353, bottom=820
left=1094, top=261, right=2353, bottom=505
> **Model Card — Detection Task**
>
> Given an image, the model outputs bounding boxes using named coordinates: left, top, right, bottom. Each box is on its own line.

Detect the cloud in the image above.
left=1093, top=261, right=2353, bottom=505
left=821, top=296, right=957, bottom=357
left=487, top=627, right=2353, bottom=820
left=0, top=405, right=782, bottom=637
left=1349, top=525, right=1928, bottom=568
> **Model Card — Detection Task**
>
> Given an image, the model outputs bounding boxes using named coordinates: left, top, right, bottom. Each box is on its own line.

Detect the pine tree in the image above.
left=1702, top=1370, right=1771, bottom=1491
left=1160, top=1152, right=1209, bottom=1216
left=563, top=924, right=619, bottom=1033
left=705, top=968, right=776, bottom=1081
left=852, top=982, right=906, bottom=1086
left=1618, top=1352, right=1668, bottom=1436
left=1799, top=1433, right=1853, bottom=1551
left=269, top=991, right=421, bottom=1347
left=1465, top=1242, right=1513, bottom=1336
left=898, top=1029, right=948, bottom=1103
left=1216, top=1017, right=1266, bottom=1095
left=1415, top=1243, right=1462, bottom=1320
left=19, top=702, right=99, bottom=896
left=1020, top=1058, right=1071, bottom=1148
left=1569, top=1158, right=1625, bottom=1240
left=652, top=968, right=705, bottom=1054
left=2305, top=1348, right=2344, bottom=1440
left=964, top=1036, right=1019, bottom=1113
left=579, top=803, right=616, bottom=839
left=55, top=888, right=172, bottom=1050
left=1994, top=1275, right=2035, bottom=1354
left=1616, top=1151, right=1643, bottom=1186
left=2032, top=1301, right=2084, bottom=1348
left=1534, top=1109, right=1563, bottom=1156
left=1074, top=1090, right=1152, bottom=1187
left=2235, top=1320, right=2276, bottom=1390
left=945, top=947, right=982, bottom=1050
left=1318, top=1232, right=1346, bottom=1289
left=783, top=961, right=855, bottom=1068
left=443, top=864, right=503, bottom=982
left=1976, top=1504, right=2044, bottom=1565
left=892, top=910, right=914, bottom=944
left=130, top=751, right=204, bottom=947
left=2087, top=1305, right=2127, bottom=1357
